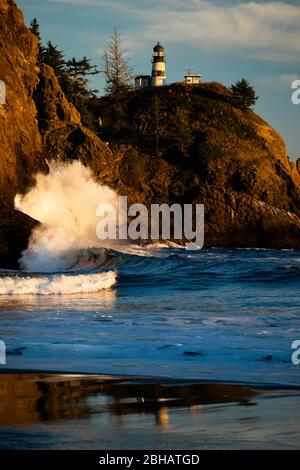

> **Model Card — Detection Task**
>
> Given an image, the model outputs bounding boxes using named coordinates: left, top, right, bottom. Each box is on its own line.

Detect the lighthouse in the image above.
left=151, top=42, right=166, bottom=87
left=134, top=42, right=167, bottom=89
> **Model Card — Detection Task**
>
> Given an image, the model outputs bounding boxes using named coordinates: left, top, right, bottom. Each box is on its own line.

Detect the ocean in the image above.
left=0, top=161, right=299, bottom=449
left=0, top=246, right=299, bottom=386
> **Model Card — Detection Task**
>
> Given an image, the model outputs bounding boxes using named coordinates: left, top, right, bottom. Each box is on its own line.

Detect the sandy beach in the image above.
left=0, top=370, right=299, bottom=449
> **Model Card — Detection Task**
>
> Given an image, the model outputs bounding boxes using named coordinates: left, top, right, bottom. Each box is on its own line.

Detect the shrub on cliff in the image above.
left=90, top=83, right=263, bottom=160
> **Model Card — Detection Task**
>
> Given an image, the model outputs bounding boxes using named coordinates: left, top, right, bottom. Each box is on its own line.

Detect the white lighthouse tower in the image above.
left=151, top=42, right=166, bottom=87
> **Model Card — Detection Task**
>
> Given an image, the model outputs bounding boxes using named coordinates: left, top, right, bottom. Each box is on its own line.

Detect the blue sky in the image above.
left=18, top=0, right=300, bottom=160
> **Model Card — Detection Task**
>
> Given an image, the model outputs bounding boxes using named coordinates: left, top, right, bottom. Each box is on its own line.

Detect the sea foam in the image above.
left=15, top=161, right=119, bottom=272
left=0, top=271, right=116, bottom=295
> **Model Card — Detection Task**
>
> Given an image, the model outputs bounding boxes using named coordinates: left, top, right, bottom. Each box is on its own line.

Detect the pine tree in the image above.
left=65, top=56, right=100, bottom=128
left=131, top=95, right=168, bottom=155
left=40, top=41, right=76, bottom=111
left=230, top=79, right=258, bottom=110
left=31, top=34, right=99, bottom=129
left=66, top=56, right=99, bottom=104
left=102, top=29, right=133, bottom=96
left=167, top=106, right=194, bottom=156
left=41, top=41, right=67, bottom=80
left=29, top=17, right=44, bottom=63
left=29, top=17, right=40, bottom=39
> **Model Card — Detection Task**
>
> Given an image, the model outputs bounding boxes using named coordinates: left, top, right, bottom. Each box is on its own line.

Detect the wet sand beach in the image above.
left=0, top=371, right=299, bottom=449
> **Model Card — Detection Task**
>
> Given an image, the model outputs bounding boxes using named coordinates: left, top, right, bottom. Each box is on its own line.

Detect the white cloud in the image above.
left=259, top=73, right=300, bottom=88
left=48, top=0, right=300, bottom=61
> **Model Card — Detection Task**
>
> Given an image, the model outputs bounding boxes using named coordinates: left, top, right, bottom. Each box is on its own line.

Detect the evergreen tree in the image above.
left=29, top=17, right=44, bottom=63
left=230, top=79, right=258, bottom=110
left=66, top=56, right=99, bottom=105
left=65, top=56, right=100, bottom=129
left=102, top=29, right=133, bottom=96
left=31, top=33, right=100, bottom=129
left=131, top=95, right=168, bottom=155
left=166, top=106, right=194, bottom=156
left=29, top=17, right=40, bottom=39
left=41, top=41, right=67, bottom=81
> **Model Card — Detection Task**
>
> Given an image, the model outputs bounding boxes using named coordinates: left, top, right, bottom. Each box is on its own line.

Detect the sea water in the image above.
left=0, top=246, right=299, bottom=386
left=1, top=161, right=298, bottom=386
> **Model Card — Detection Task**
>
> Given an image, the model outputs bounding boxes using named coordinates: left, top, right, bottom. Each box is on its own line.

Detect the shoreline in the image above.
left=0, top=371, right=299, bottom=449
left=1, top=367, right=300, bottom=391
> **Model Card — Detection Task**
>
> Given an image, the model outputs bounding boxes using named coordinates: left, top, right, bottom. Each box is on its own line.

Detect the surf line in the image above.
left=96, top=196, right=204, bottom=249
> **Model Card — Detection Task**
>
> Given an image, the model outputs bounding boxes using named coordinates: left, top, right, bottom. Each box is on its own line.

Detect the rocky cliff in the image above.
left=0, top=0, right=300, bottom=269
left=41, top=76, right=300, bottom=249
left=87, top=84, right=300, bottom=248
left=0, top=0, right=47, bottom=267
left=35, top=63, right=115, bottom=182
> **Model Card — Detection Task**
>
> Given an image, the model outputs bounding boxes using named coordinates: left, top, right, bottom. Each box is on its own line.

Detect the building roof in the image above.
left=153, top=42, right=164, bottom=52
left=135, top=75, right=151, bottom=79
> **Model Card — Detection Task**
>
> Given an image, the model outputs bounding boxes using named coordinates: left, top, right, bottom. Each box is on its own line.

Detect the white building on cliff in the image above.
left=135, top=42, right=201, bottom=89
left=135, top=42, right=166, bottom=89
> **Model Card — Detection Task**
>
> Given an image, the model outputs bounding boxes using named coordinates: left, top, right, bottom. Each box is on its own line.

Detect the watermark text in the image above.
left=96, top=197, right=204, bottom=249
left=291, top=340, right=300, bottom=365
left=0, top=80, right=6, bottom=105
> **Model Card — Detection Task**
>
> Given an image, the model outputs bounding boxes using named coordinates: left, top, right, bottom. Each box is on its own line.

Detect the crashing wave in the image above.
left=0, top=271, right=116, bottom=295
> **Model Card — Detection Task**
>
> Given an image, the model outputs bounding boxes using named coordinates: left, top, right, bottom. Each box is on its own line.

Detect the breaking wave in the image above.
left=14, top=161, right=119, bottom=272
left=0, top=161, right=121, bottom=295
left=0, top=271, right=116, bottom=295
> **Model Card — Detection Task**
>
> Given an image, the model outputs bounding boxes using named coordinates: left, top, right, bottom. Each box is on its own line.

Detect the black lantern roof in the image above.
left=153, top=42, right=164, bottom=52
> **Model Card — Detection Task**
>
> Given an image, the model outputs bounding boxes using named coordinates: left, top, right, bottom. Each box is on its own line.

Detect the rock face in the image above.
left=90, top=85, right=300, bottom=249
left=0, top=0, right=47, bottom=267
left=0, top=2, right=113, bottom=268
left=34, top=63, right=81, bottom=132
left=0, top=0, right=300, bottom=268
left=0, top=209, right=37, bottom=268
left=35, top=64, right=115, bottom=183
left=100, top=146, right=300, bottom=249
left=0, top=0, right=48, bottom=206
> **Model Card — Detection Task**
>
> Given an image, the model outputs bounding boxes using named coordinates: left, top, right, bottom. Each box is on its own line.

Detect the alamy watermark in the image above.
left=291, top=340, right=300, bottom=365
left=291, top=79, right=300, bottom=105
left=96, top=197, right=205, bottom=249
left=0, top=80, right=6, bottom=105
left=0, top=340, right=6, bottom=365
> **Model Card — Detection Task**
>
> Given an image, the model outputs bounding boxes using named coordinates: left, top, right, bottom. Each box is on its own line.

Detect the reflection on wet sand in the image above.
left=0, top=373, right=260, bottom=427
